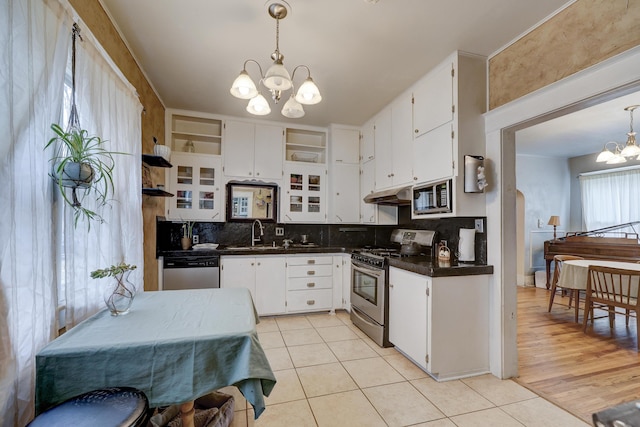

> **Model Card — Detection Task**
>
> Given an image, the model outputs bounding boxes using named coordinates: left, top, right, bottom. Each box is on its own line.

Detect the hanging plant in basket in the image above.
left=46, top=123, right=118, bottom=225
left=46, top=23, right=126, bottom=228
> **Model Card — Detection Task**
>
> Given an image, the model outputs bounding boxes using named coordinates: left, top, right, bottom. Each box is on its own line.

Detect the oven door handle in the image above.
left=351, top=306, right=380, bottom=328
left=351, top=262, right=383, bottom=276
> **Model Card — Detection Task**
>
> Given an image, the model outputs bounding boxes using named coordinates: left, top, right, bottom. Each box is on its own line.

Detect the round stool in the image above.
left=29, top=387, right=149, bottom=427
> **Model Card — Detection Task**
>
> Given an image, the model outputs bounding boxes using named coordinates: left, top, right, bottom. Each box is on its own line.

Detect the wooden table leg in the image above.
left=180, top=401, right=195, bottom=427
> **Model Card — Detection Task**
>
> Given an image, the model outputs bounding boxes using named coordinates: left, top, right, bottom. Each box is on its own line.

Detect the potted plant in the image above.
left=90, top=262, right=137, bottom=316
left=46, top=123, right=124, bottom=227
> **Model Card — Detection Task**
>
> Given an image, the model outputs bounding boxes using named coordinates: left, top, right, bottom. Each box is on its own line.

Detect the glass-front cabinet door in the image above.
left=283, top=163, right=326, bottom=222
left=167, top=153, right=222, bottom=221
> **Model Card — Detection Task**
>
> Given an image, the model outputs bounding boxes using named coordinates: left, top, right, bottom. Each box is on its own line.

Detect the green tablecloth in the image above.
left=36, top=288, right=276, bottom=418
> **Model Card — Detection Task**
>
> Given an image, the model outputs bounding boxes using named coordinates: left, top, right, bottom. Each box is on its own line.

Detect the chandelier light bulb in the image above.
left=247, top=94, right=271, bottom=115
left=281, top=95, right=305, bottom=118
left=230, top=70, right=258, bottom=99
left=295, top=77, right=322, bottom=105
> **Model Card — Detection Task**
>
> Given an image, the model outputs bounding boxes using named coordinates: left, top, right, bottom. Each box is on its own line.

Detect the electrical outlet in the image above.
left=474, top=219, right=484, bottom=233
left=192, top=234, right=199, bottom=244
left=275, top=227, right=285, bottom=236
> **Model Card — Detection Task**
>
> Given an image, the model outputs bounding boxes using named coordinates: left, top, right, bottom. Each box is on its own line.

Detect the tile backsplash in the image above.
left=156, top=208, right=487, bottom=264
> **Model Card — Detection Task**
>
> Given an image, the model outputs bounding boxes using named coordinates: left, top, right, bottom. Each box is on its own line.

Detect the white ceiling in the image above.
left=99, top=0, right=638, bottom=159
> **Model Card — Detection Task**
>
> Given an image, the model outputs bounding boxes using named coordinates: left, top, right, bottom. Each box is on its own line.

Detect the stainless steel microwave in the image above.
left=412, top=179, right=452, bottom=215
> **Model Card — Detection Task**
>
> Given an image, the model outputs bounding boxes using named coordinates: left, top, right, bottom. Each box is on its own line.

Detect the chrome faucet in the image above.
left=251, top=219, right=264, bottom=246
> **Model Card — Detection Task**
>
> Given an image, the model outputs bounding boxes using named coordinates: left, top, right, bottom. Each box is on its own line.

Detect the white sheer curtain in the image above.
left=580, top=168, right=640, bottom=231
left=0, top=0, right=71, bottom=425
left=61, top=20, right=144, bottom=327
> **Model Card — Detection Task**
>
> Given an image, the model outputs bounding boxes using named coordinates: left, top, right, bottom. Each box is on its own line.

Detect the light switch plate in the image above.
left=474, top=219, right=484, bottom=233
left=275, top=227, right=285, bottom=236
left=192, top=234, right=199, bottom=244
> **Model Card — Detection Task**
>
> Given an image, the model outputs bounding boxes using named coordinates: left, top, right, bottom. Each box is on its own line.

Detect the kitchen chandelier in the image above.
left=229, top=1, right=322, bottom=118
left=596, top=105, right=640, bottom=164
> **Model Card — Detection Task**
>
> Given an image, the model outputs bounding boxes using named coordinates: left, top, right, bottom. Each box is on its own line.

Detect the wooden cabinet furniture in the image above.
left=283, top=163, right=327, bottom=223
left=332, top=254, right=351, bottom=311
left=166, top=152, right=223, bottom=221
left=411, top=51, right=487, bottom=218
left=286, top=255, right=334, bottom=313
left=220, top=255, right=286, bottom=316
left=328, top=125, right=360, bottom=223
left=223, top=120, right=284, bottom=180
left=388, top=266, right=490, bottom=381
left=167, top=110, right=222, bottom=155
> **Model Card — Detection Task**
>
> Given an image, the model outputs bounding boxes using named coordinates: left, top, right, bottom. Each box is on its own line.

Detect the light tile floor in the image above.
left=221, top=311, right=589, bottom=427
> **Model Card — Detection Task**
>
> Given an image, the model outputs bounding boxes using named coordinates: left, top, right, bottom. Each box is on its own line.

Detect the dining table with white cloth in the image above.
left=35, top=288, right=276, bottom=421
left=557, top=259, right=640, bottom=294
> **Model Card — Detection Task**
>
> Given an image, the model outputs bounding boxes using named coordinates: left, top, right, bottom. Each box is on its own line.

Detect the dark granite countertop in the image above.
left=159, top=247, right=493, bottom=277
left=159, top=245, right=351, bottom=258
left=388, top=256, right=494, bottom=277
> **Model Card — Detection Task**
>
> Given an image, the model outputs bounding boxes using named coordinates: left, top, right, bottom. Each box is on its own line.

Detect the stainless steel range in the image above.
left=350, top=229, right=436, bottom=347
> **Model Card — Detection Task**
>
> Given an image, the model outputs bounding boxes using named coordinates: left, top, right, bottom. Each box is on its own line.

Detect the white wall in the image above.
left=516, top=155, right=570, bottom=278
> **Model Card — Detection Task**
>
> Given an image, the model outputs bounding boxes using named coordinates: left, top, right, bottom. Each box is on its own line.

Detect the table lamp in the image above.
left=548, top=216, right=560, bottom=240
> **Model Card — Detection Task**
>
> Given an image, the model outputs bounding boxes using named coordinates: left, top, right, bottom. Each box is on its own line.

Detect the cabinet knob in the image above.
left=307, top=282, right=315, bottom=288
left=307, top=271, right=316, bottom=275
left=307, top=260, right=315, bottom=264
left=306, top=300, right=316, bottom=305
left=389, top=284, right=394, bottom=288
left=256, top=172, right=260, bottom=176
left=414, top=177, right=418, bottom=180
left=251, top=262, right=254, bottom=266
left=249, top=172, right=252, bottom=175
left=336, top=192, right=340, bottom=196
left=415, top=129, right=419, bottom=133
left=257, top=262, right=261, bottom=266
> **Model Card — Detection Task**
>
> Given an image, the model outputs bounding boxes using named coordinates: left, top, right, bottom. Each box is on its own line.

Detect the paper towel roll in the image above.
left=458, top=228, right=475, bottom=262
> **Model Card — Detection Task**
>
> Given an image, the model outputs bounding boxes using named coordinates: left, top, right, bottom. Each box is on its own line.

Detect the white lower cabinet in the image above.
left=222, top=254, right=345, bottom=316
left=388, top=266, right=490, bottom=381
left=332, top=254, right=351, bottom=310
left=388, top=267, right=428, bottom=369
left=286, top=255, right=334, bottom=313
left=220, top=256, right=286, bottom=316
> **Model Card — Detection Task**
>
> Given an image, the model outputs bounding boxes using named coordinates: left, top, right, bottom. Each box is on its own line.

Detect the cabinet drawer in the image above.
left=287, top=256, right=332, bottom=266
left=287, top=289, right=333, bottom=312
left=288, top=276, right=333, bottom=291
left=288, top=264, right=333, bottom=278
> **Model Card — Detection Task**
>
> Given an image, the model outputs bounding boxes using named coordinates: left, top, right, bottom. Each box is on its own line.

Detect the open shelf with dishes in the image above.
left=285, top=128, right=326, bottom=163
left=170, top=113, right=222, bottom=155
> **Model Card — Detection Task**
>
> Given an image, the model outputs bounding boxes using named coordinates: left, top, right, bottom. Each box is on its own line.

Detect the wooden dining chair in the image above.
left=547, top=255, right=585, bottom=322
left=582, top=265, right=640, bottom=349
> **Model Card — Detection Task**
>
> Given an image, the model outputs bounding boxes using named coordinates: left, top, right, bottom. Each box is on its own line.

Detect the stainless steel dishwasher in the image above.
left=162, top=255, right=220, bottom=290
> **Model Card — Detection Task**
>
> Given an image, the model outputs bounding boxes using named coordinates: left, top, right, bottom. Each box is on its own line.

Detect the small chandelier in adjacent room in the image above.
left=230, top=1, right=322, bottom=118
left=596, top=105, right=640, bottom=164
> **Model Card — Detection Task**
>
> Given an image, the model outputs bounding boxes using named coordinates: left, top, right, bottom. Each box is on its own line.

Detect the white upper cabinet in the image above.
left=412, top=60, right=454, bottom=139
left=283, top=163, right=327, bottom=223
left=167, top=152, right=223, bottom=221
left=373, top=106, right=393, bottom=189
left=360, top=119, right=375, bottom=163
left=413, top=122, right=454, bottom=184
left=329, top=163, right=360, bottom=223
left=329, top=125, right=360, bottom=164
left=359, top=159, right=377, bottom=224
left=329, top=125, right=360, bottom=223
left=373, top=92, right=413, bottom=190
left=390, top=94, right=414, bottom=186
left=223, top=120, right=283, bottom=180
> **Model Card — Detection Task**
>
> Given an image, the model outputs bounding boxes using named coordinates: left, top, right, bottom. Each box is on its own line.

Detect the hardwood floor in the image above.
left=516, top=286, right=640, bottom=423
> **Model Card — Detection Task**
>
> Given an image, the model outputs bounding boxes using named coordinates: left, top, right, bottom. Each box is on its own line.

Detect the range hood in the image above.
left=363, top=186, right=412, bottom=205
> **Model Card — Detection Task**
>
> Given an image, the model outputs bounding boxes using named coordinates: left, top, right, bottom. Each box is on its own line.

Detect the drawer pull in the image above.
left=307, top=282, right=315, bottom=288
left=307, top=260, right=315, bottom=264
left=306, top=300, right=316, bottom=305
left=307, top=270, right=316, bottom=275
